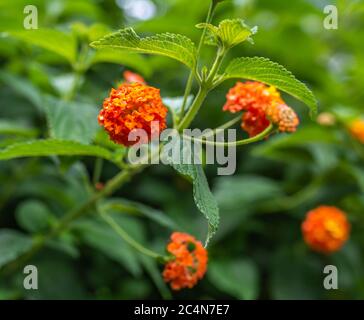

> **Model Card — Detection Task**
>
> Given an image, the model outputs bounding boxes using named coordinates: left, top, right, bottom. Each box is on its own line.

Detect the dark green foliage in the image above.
left=0, top=0, right=364, bottom=300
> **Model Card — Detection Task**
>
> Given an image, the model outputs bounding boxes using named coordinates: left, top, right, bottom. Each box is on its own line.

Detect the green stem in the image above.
left=180, top=74, right=195, bottom=118
left=178, top=87, right=208, bottom=131
left=92, top=158, right=103, bottom=185
left=183, top=123, right=275, bottom=147
left=256, top=174, right=325, bottom=214
left=182, top=114, right=241, bottom=141
left=216, top=115, right=242, bottom=130
left=178, top=47, right=228, bottom=131
left=197, top=1, right=217, bottom=58
left=206, top=47, right=226, bottom=84
left=179, top=1, right=217, bottom=118
left=101, top=202, right=141, bottom=216
left=53, top=168, right=139, bottom=235
left=100, top=210, right=162, bottom=260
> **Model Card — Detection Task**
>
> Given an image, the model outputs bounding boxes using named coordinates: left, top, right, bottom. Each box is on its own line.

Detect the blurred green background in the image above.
left=0, top=0, right=364, bottom=299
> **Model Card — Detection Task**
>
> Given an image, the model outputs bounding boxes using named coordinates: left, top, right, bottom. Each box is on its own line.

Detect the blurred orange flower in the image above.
left=349, top=119, right=364, bottom=144
left=163, top=232, right=207, bottom=290
left=302, top=206, right=350, bottom=254
left=223, top=81, right=299, bottom=137
left=98, top=82, right=167, bottom=146
left=317, top=112, right=336, bottom=126
left=123, top=70, right=146, bottom=84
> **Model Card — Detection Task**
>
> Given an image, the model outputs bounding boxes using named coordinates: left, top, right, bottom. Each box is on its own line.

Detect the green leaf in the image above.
left=0, top=120, right=38, bottom=137
left=71, top=22, right=111, bottom=43
left=7, top=29, right=77, bottom=64
left=252, top=126, right=338, bottom=162
left=271, top=249, right=322, bottom=299
left=50, top=73, right=79, bottom=97
left=15, top=200, right=54, bottom=233
left=208, top=259, right=259, bottom=300
left=46, top=237, right=80, bottom=259
left=102, top=198, right=178, bottom=230
left=44, top=96, right=99, bottom=144
left=139, top=255, right=172, bottom=300
left=0, top=229, right=33, bottom=268
left=0, top=71, right=43, bottom=112
left=0, top=286, right=21, bottom=300
left=90, top=28, right=197, bottom=69
left=73, top=23, right=154, bottom=73
left=0, top=137, right=29, bottom=149
left=220, top=57, right=318, bottom=116
left=197, top=19, right=256, bottom=48
left=90, top=49, right=152, bottom=76
left=162, top=140, right=219, bottom=246
left=178, top=164, right=219, bottom=246
left=73, top=217, right=142, bottom=276
left=23, top=251, right=88, bottom=299
left=213, top=175, right=282, bottom=240
left=0, top=139, right=114, bottom=162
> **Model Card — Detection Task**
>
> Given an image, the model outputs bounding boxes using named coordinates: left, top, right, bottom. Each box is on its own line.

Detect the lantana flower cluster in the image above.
left=98, top=81, right=167, bottom=146
left=302, top=206, right=350, bottom=254
left=223, top=81, right=299, bottom=137
left=163, top=232, right=208, bottom=290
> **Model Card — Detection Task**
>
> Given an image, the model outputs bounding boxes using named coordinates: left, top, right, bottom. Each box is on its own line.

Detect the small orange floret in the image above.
left=349, top=119, right=364, bottom=144
left=302, top=206, right=350, bottom=254
left=163, top=232, right=208, bottom=290
left=223, top=81, right=299, bottom=136
left=241, top=107, right=270, bottom=137
left=98, top=83, right=167, bottom=146
left=123, top=70, right=146, bottom=84
left=265, top=103, right=300, bottom=133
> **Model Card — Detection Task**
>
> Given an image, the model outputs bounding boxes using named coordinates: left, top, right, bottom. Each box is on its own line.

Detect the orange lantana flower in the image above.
left=223, top=81, right=299, bottom=137
left=349, top=119, right=364, bottom=144
left=98, top=82, right=167, bottom=146
left=163, top=232, right=208, bottom=290
left=302, top=206, right=350, bottom=254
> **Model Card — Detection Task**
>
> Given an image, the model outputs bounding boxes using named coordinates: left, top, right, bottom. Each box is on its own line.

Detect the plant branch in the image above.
left=0, top=165, right=145, bottom=277
left=215, top=114, right=242, bottom=131
left=178, top=47, right=228, bottom=131
left=178, top=87, right=209, bottom=131
left=179, top=1, right=217, bottom=118
left=182, top=114, right=241, bottom=141
left=206, top=47, right=226, bottom=84
left=92, top=158, right=103, bottom=185
left=100, top=209, right=163, bottom=260
left=183, top=123, right=275, bottom=147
